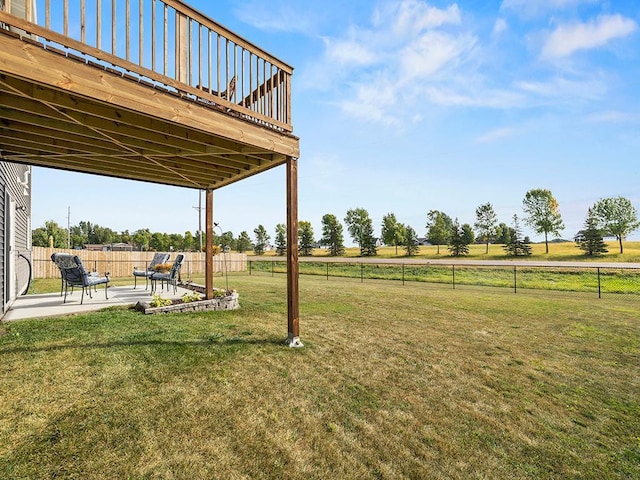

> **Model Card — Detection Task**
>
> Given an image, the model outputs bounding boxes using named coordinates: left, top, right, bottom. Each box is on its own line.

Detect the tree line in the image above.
left=33, top=191, right=639, bottom=257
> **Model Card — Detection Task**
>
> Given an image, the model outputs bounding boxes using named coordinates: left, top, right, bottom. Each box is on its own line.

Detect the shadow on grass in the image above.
left=0, top=335, right=288, bottom=355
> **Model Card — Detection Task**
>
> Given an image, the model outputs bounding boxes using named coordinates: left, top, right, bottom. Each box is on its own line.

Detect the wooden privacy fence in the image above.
left=32, top=247, right=246, bottom=279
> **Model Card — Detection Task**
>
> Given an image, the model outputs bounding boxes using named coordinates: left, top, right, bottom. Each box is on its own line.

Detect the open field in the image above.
left=1, top=276, right=639, bottom=479
left=248, top=261, right=640, bottom=297
left=249, top=241, right=640, bottom=263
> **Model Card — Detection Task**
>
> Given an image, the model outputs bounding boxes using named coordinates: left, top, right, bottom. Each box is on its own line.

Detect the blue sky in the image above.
left=32, top=0, right=640, bottom=243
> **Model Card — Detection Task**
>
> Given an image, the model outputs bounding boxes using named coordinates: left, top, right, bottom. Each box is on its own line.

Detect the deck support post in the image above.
left=286, top=156, right=302, bottom=347
left=205, top=188, right=214, bottom=300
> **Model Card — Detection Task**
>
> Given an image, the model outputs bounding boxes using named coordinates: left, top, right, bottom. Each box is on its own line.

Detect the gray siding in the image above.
left=0, top=161, right=32, bottom=314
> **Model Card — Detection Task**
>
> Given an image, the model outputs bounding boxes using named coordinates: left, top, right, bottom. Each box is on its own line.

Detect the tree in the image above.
left=575, top=208, right=608, bottom=256
left=344, top=208, right=377, bottom=256
left=32, top=220, right=68, bottom=247
left=219, top=231, right=235, bottom=252
left=235, top=231, right=252, bottom=253
left=474, top=202, right=498, bottom=253
left=298, top=221, right=315, bottom=256
left=426, top=210, right=452, bottom=254
left=381, top=213, right=405, bottom=254
left=403, top=225, right=419, bottom=256
left=495, top=222, right=512, bottom=244
left=253, top=225, right=270, bottom=255
left=149, top=232, right=169, bottom=251
left=522, top=189, right=564, bottom=254
left=274, top=224, right=287, bottom=256
left=503, top=215, right=532, bottom=257
left=183, top=231, right=195, bottom=251
left=462, top=223, right=475, bottom=245
left=592, top=197, right=640, bottom=254
left=132, top=228, right=151, bottom=251
left=320, top=214, right=345, bottom=256
left=448, top=218, right=470, bottom=257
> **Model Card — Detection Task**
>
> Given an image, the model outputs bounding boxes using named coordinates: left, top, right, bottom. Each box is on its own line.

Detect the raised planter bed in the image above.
left=135, top=284, right=239, bottom=314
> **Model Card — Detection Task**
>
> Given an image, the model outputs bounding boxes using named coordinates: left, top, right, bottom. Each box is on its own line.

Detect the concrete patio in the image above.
left=3, top=284, right=193, bottom=322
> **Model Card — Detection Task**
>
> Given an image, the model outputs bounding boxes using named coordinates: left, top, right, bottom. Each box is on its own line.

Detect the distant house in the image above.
left=416, top=237, right=431, bottom=246
left=84, top=243, right=134, bottom=252
left=0, top=162, right=32, bottom=317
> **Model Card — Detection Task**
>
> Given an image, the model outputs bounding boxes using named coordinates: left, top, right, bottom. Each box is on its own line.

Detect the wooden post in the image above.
left=286, top=156, right=302, bottom=347
left=205, top=188, right=214, bottom=299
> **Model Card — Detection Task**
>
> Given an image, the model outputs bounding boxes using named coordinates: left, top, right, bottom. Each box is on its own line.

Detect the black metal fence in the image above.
left=36, top=254, right=640, bottom=298
left=247, top=260, right=640, bottom=298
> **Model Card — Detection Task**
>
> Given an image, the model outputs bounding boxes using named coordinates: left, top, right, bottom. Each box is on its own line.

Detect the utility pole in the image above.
left=67, top=206, right=71, bottom=249
left=193, top=190, right=203, bottom=251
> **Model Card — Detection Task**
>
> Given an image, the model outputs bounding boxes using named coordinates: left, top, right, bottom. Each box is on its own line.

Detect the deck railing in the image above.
left=0, top=0, right=293, bottom=132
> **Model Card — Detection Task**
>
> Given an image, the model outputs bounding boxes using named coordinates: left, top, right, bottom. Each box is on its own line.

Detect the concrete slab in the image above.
left=3, top=284, right=193, bottom=322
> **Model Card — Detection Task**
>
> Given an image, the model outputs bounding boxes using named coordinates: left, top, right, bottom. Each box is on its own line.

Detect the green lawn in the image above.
left=1, top=276, right=638, bottom=479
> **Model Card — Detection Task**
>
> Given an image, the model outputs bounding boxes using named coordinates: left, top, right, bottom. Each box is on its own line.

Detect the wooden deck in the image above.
left=0, top=0, right=299, bottom=189
left=0, top=0, right=301, bottom=343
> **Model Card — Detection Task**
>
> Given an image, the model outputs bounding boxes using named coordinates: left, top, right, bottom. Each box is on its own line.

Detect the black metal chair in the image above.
left=133, top=252, right=170, bottom=289
left=52, top=254, right=110, bottom=304
left=150, top=254, right=184, bottom=295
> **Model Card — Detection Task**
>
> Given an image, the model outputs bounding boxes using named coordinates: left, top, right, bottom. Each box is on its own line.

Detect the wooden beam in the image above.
left=286, top=156, right=302, bottom=347
left=205, top=188, right=214, bottom=299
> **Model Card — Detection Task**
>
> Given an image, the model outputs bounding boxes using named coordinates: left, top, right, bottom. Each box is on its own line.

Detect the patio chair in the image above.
left=51, top=253, right=99, bottom=296
left=54, top=254, right=110, bottom=304
left=133, top=252, right=170, bottom=289
left=150, top=254, right=184, bottom=295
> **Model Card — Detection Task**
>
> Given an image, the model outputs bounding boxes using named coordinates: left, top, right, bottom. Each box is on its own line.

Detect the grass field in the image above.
left=1, top=276, right=639, bottom=479
left=249, top=241, right=640, bottom=263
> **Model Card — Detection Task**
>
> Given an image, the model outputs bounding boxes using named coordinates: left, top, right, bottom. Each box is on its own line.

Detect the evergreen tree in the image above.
left=321, top=214, right=345, bottom=256
left=235, top=231, right=252, bottom=253
left=274, top=224, right=287, bottom=256
left=448, top=218, right=470, bottom=257
left=503, top=215, right=532, bottom=257
left=298, top=221, right=315, bottom=256
left=253, top=225, right=270, bottom=255
left=575, top=208, right=608, bottom=256
left=403, top=225, right=420, bottom=256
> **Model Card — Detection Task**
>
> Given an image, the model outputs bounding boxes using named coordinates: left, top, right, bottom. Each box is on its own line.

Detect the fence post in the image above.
left=514, top=266, right=517, bottom=294
left=271, top=261, right=274, bottom=277
left=597, top=267, right=601, bottom=299
left=402, top=264, right=405, bottom=286
left=452, top=264, right=455, bottom=289
left=249, top=260, right=252, bottom=275
left=361, top=264, right=364, bottom=283
left=326, top=262, right=329, bottom=280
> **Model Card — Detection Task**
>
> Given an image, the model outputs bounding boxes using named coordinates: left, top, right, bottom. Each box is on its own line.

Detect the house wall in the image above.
left=0, top=162, right=32, bottom=316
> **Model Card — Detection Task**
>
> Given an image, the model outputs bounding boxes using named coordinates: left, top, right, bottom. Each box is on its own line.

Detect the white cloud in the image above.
left=492, top=18, right=508, bottom=37
left=399, top=31, right=476, bottom=80
left=308, top=1, right=478, bottom=123
left=516, top=75, right=607, bottom=102
left=324, top=37, right=377, bottom=66
left=541, top=15, right=638, bottom=59
left=475, top=127, right=517, bottom=144
left=375, top=0, right=461, bottom=36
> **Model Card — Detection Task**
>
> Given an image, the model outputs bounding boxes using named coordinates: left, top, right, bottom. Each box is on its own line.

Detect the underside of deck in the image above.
left=0, top=30, right=299, bottom=189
